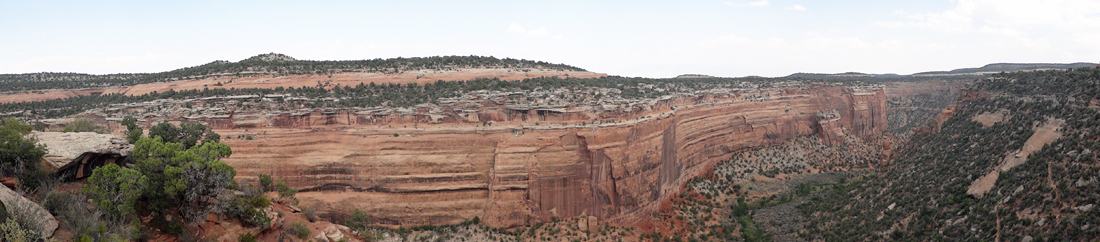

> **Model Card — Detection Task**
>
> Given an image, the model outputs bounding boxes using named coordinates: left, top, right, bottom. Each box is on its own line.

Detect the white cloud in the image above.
left=508, top=23, right=526, bottom=33
left=787, top=4, right=805, bottom=11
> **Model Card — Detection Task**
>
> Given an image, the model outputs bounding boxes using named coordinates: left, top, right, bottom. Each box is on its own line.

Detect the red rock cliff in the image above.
left=217, top=84, right=887, bottom=227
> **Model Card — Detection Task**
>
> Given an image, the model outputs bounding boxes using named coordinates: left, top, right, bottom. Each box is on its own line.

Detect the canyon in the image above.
left=38, top=73, right=965, bottom=229
left=1, top=56, right=963, bottom=230
left=203, top=83, right=894, bottom=228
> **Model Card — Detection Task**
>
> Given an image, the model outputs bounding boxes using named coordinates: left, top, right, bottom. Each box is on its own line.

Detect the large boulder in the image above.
left=31, top=131, right=133, bottom=174
left=0, top=185, right=58, bottom=238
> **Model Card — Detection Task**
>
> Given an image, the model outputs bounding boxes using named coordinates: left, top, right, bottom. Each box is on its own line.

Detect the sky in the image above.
left=1, top=0, right=1098, bottom=78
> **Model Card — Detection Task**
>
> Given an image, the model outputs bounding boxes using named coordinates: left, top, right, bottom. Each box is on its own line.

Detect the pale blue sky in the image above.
left=2, top=0, right=1098, bottom=77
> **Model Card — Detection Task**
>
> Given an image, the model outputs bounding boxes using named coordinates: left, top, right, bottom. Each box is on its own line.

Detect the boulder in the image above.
left=0, top=185, right=58, bottom=238
left=31, top=131, right=132, bottom=172
left=323, top=224, right=345, bottom=242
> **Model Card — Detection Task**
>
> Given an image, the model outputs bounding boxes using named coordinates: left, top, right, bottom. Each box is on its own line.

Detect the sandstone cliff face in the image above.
left=216, top=84, right=888, bottom=227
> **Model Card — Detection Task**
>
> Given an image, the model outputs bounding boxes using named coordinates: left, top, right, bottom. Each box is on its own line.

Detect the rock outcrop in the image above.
left=31, top=131, right=132, bottom=179
left=211, top=84, right=888, bottom=227
left=0, top=185, right=58, bottom=238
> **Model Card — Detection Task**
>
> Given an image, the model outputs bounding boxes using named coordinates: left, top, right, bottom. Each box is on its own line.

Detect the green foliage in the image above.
left=258, top=174, right=274, bottom=192
left=276, top=180, right=296, bottom=199
left=346, top=209, right=371, bottom=232
left=737, top=216, right=771, bottom=242
left=732, top=197, right=750, bottom=217
left=0, top=218, right=44, bottom=242
left=131, top=134, right=237, bottom=223
left=227, top=198, right=271, bottom=229
left=120, top=116, right=138, bottom=130
left=82, top=163, right=148, bottom=222
left=62, top=118, right=107, bottom=133
left=178, top=122, right=207, bottom=148
left=122, top=116, right=143, bottom=143
left=125, top=127, right=142, bottom=144
left=246, top=195, right=270, bottom=208
left=148, top=121, right=219, bottom=149
left=147, top=122, right=179, bottom=143
left=0, top=119, right=46, bottom=177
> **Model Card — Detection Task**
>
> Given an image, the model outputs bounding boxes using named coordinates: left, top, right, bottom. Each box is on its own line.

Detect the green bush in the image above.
left=0, top=119, right=46, bottom=178
left=83, top=163, right=148, bottom=222
left=276, top=180, right=297, bottom=199
left=130, top=136, right=236, bottom=223
left=259, top=174, right=275, bottom=192
left=227, top=199, right=271, bottom=229
left=346, top=209, right=370, bottom=232
left=0, top=218, right=44, bottom=242
left=247, top=195, right=270, bottom=208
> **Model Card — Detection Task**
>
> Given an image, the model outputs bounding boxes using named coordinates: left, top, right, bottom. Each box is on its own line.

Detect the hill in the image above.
left=782, top=62, right=1097, bottom=81
left=913, top=62, right=1097, bottom=76
left=795, top=67, right=1100, bottom=241
left=0, top=53, right=589, bottom=93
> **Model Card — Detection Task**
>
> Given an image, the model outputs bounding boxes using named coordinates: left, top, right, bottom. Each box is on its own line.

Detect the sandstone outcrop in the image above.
left=204, top=83, right=888, bottom=227
left=31, top=131, right=132, bottom=179
left=0, top=185, right=58, bottom=238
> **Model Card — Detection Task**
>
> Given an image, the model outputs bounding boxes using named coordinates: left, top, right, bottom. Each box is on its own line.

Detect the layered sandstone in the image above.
left=204, top=83, right=888, bottom=227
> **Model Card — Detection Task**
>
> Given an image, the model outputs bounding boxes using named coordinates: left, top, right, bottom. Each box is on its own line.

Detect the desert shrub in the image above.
left=62, top=118, right=108, bottom=133
left=303, top=207, right=319, bottom=222
left=17, top=163, right=56, bottom=191
left=226, top=199, right=271, bottom=229
left=346, top=209, right=370, bottom=231
left=275, top=180, right=297, bottom=205
left=0, top=218, right=44, bottom=242
left=258, top=174, right=274, bottom=192
left=131, top=136, right=236, bottom=223
left=0, top=119, right=46, bottom=179
left=289, top=222, right=310, bottom=239
left=83, top=163, right=148, bottom=222
left=48, top=191, right=134, bottom=241
left=247, top=195, right=270, bottom=208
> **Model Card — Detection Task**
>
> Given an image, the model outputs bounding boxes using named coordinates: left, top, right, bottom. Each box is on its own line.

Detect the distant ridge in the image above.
left=783, top=62, right=1097, bottom=80
left=674, top=74, right=715, bottom=78
left=0, top=53, right=589, bottom=92
left=912, top=62, right=1096, bottom=76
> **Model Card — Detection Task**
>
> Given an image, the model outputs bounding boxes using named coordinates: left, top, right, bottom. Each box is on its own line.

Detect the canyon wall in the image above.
left=217, top=84, right=888, bottom=227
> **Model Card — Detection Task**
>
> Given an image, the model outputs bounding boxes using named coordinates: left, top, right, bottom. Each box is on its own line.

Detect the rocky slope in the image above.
left=797, top=67, right=1100, bottom=241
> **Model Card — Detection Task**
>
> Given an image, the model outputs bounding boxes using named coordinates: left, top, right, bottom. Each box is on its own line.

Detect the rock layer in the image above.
left=217, top=84, right=888, bottom=227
